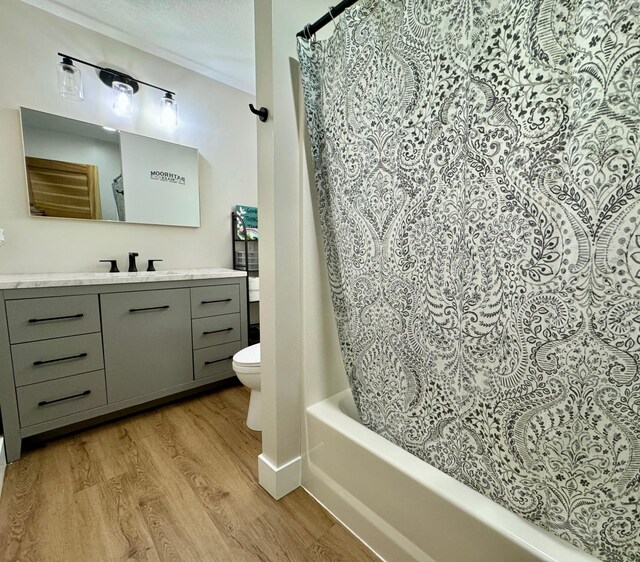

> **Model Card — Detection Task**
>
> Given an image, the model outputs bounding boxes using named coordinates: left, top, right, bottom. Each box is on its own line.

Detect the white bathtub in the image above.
left=303, top=389, right=601, bottom=562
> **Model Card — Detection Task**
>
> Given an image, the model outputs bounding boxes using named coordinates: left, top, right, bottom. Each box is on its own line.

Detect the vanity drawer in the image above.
left=192, top=313, right=241, bottom=349
left=11, top=333, right=104, bottom=387
left=193, top=341, right=242, bottom=380
left=6, top=295, right=100, bottom=343
left=191, top=284, right=240, bottom=318
left=17, top=370, right=107, bottom=428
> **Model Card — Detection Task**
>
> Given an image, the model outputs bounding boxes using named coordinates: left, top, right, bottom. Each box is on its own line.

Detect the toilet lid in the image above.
left=233, top=343, right=260, bottom=367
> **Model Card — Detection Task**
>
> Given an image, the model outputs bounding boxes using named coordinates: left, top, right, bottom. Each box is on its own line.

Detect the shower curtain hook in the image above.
left=304, top=24, right=312, bottom=41
left=329, top=6, right=337, bottom=29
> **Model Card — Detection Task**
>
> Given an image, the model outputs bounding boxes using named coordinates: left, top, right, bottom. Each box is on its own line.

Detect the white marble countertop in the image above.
left=0, top=268, right=246, bottom=290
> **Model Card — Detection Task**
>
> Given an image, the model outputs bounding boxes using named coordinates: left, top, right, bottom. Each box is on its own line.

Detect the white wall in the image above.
left=0, top=0, right=257, bottom=274
left=22, top=125, right=121, bottom=220
left=254, top=0, right=347, bottom=499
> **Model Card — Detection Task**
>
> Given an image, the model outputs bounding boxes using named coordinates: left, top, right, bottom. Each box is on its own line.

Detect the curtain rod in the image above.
left=296, top=0, right=359, bottom=39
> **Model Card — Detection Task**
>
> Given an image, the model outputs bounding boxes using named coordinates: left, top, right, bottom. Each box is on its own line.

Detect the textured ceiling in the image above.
left=23, top=0, right=256, bottom=93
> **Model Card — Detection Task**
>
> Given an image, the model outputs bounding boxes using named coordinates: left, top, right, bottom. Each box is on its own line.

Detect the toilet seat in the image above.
left=233, top=343, right=261, bottom=375
left=232, top=362, right=260, bottom=375
left=233, top=343, right=260, bottom=367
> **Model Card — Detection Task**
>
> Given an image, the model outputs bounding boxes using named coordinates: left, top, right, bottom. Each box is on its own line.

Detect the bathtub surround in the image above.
left=306, top=390, right=598, bottom=562
left=298, top=1, right=640, bottom=560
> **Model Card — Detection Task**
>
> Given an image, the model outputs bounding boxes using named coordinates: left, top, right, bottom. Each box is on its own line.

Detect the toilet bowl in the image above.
left=232, top=343, right=261, bottom=431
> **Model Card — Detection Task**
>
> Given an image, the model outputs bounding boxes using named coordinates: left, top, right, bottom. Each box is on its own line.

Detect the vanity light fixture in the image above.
left=57, top=53, right=178, bottom=126
left=112, top=80, right=134, bottom=115
left=160, top=92, right=178, bottom=127
left=57, top=56, right=84, bottom=101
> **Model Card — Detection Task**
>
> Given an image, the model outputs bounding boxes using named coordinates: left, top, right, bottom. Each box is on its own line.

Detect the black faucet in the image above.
left=99, top=259, right=119, bottom=273
left=128, top=252, right=139, bottom=272
left=147, top=259, right=163, bottom=272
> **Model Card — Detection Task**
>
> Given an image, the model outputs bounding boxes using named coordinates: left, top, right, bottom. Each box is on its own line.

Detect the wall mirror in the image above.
left=20, top=108, right=200, bottom=227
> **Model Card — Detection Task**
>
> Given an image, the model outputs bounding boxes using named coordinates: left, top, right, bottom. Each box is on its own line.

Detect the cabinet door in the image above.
left=101, top=288, right=192, bottom=403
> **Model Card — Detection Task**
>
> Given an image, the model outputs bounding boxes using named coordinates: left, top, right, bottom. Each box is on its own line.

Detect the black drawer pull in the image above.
left=38, top=389, right=91, bottom=407
left=33, top=352, right=88, bottom=366
left=203, top=327, right=233, bottom=336
left=28, top=313, right=84, bottom=323
left=204, top=355, right=234, bottom=366
left=201, top=298, right=232, bottom=304
left=129, top=305, right=170, bottom=313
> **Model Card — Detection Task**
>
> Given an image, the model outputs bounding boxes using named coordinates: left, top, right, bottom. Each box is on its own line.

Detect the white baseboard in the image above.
left=0, top=437, right=6, bottom=500
left=258, top=453, right=302, bottom=499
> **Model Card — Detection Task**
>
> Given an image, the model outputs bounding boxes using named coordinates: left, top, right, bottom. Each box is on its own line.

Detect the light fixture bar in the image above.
left=57, top=52, right=175, bottom=96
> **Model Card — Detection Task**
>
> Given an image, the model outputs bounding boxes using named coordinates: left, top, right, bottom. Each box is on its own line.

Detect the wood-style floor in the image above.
left=0, top=383, right=378, bottom=562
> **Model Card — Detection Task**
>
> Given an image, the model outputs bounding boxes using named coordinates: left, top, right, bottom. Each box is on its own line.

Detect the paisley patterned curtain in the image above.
left=298, top=1, right=640, bottom=559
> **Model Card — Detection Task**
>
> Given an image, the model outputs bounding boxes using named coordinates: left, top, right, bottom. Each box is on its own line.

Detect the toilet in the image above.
left=232, top=343, right=261, bottom=431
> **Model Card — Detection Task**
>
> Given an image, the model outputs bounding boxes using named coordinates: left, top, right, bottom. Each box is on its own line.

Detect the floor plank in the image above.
left=310, top=524, right=380, bottom=562
left=0, top=383, right=378, bottom=562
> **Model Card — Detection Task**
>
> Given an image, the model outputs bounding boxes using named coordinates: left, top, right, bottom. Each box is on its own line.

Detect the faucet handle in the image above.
left=147, top=259, right=163, bottom=272
left=128, top=252, right=139, bottom=272
left=99, top=259, right=119, bottom=273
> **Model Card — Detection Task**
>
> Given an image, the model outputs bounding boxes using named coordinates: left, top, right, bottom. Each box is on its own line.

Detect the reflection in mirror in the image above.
left=22, top=109, right=122, bottom=220
left=20, top=108, right=200, bottom=227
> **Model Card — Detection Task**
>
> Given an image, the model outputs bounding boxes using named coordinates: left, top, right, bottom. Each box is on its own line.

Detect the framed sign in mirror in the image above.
left=20, top=108, right=200, bottom=227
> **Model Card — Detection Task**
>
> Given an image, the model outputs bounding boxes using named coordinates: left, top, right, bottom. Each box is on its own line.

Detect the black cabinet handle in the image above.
left=28, top=313, right=84, bottom=323
left=202, top=327, right=233, bottom=335
left=204, top=355, right=234, bottom=365
left=38, top=389, right=91, bottom=407
left=33, top=352, right=88, bottom=366
left=201, top=298, right=232, bottom=304
left=129, top=305, right=170, bottom=313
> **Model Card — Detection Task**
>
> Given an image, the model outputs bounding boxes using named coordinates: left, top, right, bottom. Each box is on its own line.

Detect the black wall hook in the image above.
left=249, top=103, right=269, bottom=122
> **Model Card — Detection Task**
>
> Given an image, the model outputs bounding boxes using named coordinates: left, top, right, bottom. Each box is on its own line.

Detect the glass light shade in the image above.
left=57, top=61, right=84, bottom=101
left=112, top=81, right=134, bottom=115
left=161, top=94, right=178, bottom=127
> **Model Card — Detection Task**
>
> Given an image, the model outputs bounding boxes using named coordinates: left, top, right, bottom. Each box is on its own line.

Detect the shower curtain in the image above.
left=297, top=1, right=640, bottom=560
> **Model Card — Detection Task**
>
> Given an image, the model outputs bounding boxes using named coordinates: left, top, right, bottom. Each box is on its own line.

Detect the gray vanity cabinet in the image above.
left=0, top=274, right=247, bottom=462
left=101, top=288, right=193, bottom=403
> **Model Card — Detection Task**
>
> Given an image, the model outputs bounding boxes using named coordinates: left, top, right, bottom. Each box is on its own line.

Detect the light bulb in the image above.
left=161, top=93, right=178, bottom=127
left=112, top=80, right=133, bottom=115
left=57, top=58, right=84, bottom=101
